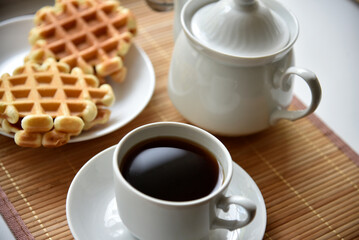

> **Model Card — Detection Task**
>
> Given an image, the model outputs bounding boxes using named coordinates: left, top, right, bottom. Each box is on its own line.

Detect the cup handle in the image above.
left=212, top=196, right=256, bottom=231
left=270, top=66, right=322, bottom=125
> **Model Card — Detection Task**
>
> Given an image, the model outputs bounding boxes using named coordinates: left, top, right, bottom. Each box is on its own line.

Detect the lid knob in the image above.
left=233, top=0, right=256, bottom=6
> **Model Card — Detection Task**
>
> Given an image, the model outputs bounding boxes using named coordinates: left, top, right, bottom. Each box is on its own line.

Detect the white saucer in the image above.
left=66, top=146, right=267, bottom=240
left=0, top=16, right=155, bottom=143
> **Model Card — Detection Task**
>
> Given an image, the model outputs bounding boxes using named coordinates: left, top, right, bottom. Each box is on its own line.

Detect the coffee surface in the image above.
left=120, top=137, right=222, bottom=201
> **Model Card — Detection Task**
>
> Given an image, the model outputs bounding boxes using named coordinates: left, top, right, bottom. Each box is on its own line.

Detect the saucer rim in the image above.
left=66, top=145, right=267, bottom=240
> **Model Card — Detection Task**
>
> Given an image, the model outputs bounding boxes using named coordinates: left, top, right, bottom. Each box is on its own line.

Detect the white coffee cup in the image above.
left=113, top=122, right=256, bottom=240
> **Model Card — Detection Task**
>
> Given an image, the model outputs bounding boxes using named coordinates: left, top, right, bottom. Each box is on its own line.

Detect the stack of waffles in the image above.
left=0, top=0, right=137, bottom=147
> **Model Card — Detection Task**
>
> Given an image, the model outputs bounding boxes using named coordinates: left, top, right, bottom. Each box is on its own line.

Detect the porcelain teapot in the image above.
left=168, top=0, right=322, bottom=136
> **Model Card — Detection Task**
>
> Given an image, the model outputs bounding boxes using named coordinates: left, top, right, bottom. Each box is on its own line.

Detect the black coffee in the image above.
left=120, top=137, right=223, bottom=202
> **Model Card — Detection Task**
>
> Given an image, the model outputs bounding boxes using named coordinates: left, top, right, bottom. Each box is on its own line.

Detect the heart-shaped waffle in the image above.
left=27, top=0, right=137, bottom=83
left=0, top=58, right=115, bottom=147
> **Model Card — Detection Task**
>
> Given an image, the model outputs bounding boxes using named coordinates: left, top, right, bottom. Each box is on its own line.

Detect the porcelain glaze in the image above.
left=191, top=0, right=290, bottom=56
left=174, top=0, right=188, bottom=39
left=66, top=145, right=267, bottom=240
left=113, top=122, right=256, bottom=240
left=169, top=0, right=321, bottom=136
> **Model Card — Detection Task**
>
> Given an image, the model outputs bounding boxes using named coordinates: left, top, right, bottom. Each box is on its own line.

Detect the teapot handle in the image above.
left=270, top=67, right=322, bottom=125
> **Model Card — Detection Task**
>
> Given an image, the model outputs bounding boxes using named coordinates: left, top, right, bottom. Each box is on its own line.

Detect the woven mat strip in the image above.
left=235, top=99, right=359, bottom=239
left=0, top=0, right=359, bottom=239
left=293, top=98, right=359, bottom=166
left=0, top=186, right=34, bottom=240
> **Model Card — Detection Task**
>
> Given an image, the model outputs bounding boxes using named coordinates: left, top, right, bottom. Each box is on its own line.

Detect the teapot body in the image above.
left=169, top=32, right=295, bottom=136
left=173, top=0, right=188, bottom=39
left=168, top=0, right=321, bottom=136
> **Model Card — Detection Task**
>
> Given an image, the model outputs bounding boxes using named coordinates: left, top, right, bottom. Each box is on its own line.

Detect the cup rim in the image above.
left=113, top=121, right=233, bottom=207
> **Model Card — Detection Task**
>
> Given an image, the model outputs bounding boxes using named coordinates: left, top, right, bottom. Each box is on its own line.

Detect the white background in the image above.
left=277, top=0, right=359, bottom=154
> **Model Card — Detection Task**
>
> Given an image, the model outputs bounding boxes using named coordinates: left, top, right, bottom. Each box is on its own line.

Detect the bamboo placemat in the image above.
left=0, top=0, right=358, bottom=239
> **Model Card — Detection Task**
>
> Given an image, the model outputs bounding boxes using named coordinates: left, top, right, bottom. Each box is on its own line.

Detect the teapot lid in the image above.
left=190, top=0, right=290, bottom=57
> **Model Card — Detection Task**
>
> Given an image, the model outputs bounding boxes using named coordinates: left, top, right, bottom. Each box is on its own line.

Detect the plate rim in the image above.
left=0, top=15, right=156, bottom=143
left=0, top=14, right=34, bottom=26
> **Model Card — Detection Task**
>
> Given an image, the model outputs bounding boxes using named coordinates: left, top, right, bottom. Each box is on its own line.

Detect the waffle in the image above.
left=27, top=0, right=137, bottom=83
left=0, top=58, right=115, bottom=147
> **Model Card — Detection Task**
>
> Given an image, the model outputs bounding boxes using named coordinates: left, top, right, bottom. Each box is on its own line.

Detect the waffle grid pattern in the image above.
left=0, top=59, right=114, bottom=147
left=28, top=0, right=137, bottom=83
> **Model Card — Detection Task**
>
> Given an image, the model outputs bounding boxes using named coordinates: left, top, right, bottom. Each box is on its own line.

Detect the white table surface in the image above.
left=277, top=0, right=359, bottom=154
left=0, top=215, right=15, bottom=240
left=0, top=0, right=358, bottom=239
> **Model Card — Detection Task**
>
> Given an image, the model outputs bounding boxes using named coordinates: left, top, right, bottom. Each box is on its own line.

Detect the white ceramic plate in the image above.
left=66, top=146, right=267, bottom=240
left=0, top=15, right=155, bottom=142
